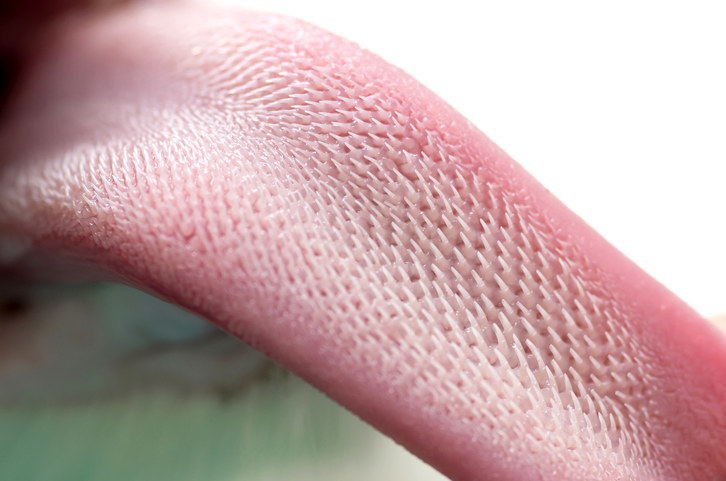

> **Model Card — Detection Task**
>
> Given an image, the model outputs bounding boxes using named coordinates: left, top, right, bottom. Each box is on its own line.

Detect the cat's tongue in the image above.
left=1, top=3, right=725, bottom=481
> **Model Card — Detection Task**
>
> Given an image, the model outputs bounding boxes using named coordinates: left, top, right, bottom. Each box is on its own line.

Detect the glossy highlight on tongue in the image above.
left=1, top=3, right=725, bottom=481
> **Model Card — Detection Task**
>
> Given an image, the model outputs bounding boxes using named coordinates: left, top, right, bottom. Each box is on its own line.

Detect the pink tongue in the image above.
left=1, top=3, right=725, bottom=481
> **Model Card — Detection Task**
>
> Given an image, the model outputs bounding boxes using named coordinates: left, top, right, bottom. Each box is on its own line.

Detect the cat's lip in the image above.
left=1, top=2, right=726, bottom=481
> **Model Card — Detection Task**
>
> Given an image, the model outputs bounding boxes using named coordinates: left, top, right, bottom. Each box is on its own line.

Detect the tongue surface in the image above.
left=1, top=3, right=725, bottom=481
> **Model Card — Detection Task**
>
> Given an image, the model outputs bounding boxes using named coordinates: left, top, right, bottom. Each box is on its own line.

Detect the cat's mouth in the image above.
left=1, top=2, right=726, bottom=481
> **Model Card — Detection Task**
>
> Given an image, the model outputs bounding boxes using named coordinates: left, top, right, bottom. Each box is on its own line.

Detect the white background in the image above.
left=211, top=1, right=726, bottom=316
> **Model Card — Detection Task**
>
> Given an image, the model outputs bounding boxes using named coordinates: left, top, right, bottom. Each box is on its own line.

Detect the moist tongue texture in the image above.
left=1, top=3, right=726, bottom=481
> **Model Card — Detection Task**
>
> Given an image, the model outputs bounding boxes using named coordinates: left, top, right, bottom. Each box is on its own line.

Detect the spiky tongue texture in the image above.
left=1, top=3, right=725, bottom=481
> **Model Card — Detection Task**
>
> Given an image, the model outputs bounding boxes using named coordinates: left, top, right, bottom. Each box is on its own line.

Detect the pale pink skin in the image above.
left=1, top=3, right=726, bottom=481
